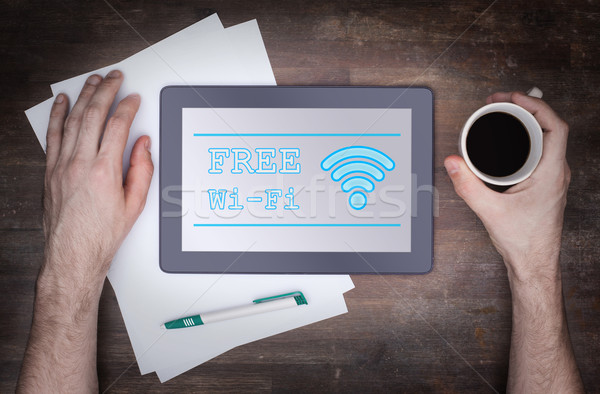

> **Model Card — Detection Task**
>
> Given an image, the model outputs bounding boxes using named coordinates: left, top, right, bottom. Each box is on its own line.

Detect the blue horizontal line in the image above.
left=193, top=133, right=401, bottom=137
left=193, top=223, right=401, bottom=227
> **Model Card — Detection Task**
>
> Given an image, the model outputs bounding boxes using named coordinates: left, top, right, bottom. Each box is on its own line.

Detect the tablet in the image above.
left=160, top=86, right=433, bottom=274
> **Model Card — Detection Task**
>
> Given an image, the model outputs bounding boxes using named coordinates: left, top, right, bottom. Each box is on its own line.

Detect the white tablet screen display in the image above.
left=181, top=108, right=411, bottom=252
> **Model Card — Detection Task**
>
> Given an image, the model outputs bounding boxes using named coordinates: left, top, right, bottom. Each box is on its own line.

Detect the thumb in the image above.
left=124, top=136, right=154, bottom=224
left=444, top=155, right=497, bottom=215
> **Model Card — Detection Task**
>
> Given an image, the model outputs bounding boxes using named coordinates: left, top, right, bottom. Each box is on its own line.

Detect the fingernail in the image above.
left=87, top=74, right=101, bottom=86
left=128, top=93, right=140, bottom=101
left=145, top=137, right=151, bottom=151
left=55, top=94, right=64, bottom=104
left=444, top=159, right=460, bottom=175
left=107, top=69, right=121, bottom=79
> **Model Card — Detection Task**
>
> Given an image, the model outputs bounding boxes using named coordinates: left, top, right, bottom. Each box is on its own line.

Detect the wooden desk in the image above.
left=1, top=1, right=599, bottom=392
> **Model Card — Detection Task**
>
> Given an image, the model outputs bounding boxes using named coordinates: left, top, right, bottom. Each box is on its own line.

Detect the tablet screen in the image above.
left=181, top=108, right=411, bottom=253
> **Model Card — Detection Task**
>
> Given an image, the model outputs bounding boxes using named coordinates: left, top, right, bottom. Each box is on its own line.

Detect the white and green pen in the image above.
left=162, top=291, right=308, bottom=329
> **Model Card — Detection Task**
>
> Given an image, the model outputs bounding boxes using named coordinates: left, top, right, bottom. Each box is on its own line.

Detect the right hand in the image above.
left=444, top=92, right=571, bottom=284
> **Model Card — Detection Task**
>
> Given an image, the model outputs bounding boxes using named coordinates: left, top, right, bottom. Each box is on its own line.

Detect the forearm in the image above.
left=506, top=259, right=583, bottom=393
left=17, top=261, right=104, bottom=393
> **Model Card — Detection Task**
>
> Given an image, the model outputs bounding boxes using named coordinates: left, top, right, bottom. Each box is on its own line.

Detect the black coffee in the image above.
left=466, top=112, right=530, bottom=177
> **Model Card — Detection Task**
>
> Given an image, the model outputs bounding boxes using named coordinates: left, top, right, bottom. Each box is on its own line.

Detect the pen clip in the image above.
left=253, top=291, right=308, bottom=305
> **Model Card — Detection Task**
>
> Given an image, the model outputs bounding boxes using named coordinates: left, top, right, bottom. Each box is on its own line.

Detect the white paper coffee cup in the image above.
left=459, top=92, right=544, bottom=186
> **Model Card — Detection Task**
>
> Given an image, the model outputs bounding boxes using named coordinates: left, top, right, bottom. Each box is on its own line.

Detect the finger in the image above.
left=98, top=93, right=141, bottom=164
left=46, top=94, right=69, bottom=175
left=444, top=155, right=499, bottom=215
left=73, top=69, right=124, bottom=159
left=124, top=136, right=154, bottom=224
left=486, top=91, right=526, bottom=104
left=511, top=92, right=569, bottom=162
left=58, top=74, right=102, bottom=161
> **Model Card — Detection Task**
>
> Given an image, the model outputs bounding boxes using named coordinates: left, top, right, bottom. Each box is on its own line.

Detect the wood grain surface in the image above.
left=1, top=0, right=599, bottom=392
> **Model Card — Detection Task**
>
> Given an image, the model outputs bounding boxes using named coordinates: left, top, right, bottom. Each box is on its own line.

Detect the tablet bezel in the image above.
left=160, top=86, right=433, bottom=274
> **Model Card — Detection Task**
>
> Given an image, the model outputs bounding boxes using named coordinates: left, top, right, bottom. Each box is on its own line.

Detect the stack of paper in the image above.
left=25, top=14, right=354, bottom=382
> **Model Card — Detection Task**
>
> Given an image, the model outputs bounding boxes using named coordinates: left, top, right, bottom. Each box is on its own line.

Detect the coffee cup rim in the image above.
left=459, top=102, right=543, bottom=186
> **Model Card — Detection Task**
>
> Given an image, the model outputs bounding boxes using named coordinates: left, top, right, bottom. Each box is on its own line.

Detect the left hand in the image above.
left=41, top=70, right=154, bottom=293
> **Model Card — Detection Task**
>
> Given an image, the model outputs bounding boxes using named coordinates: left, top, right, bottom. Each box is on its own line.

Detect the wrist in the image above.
left=37, top=255, right=106, bottom=306
left=42, top=237, right=110, bottom=291
left=505, top=256, right=563, bottom=309
left=34, top=272, right=103, bottom=330
left=503, top=249, right=561, bottom=285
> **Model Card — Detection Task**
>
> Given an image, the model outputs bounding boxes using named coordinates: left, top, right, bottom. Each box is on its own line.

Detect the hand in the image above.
left=444, top=92, right=570, bottom=284
left=18, top=70, right=153, bottom=393
left=41, top=70, right=153, bottom=293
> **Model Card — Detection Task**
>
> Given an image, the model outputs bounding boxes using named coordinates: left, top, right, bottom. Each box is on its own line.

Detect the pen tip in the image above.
left=160, top=323, right=165, bottom=329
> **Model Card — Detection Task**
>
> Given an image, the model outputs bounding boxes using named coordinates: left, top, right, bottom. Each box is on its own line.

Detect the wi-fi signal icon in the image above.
left=321, top=146, right=395, bottom=210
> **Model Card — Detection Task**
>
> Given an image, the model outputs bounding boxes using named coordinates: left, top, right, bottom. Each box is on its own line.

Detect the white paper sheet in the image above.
left=155, top=291, right=352, bottom=382
left=24, top=14, right=354, bottom=382
left=148, top=276, right=354, bottom=380
left=25, top=97, right=54, bottom=150
left=225, top=20, right=276, bottom=85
